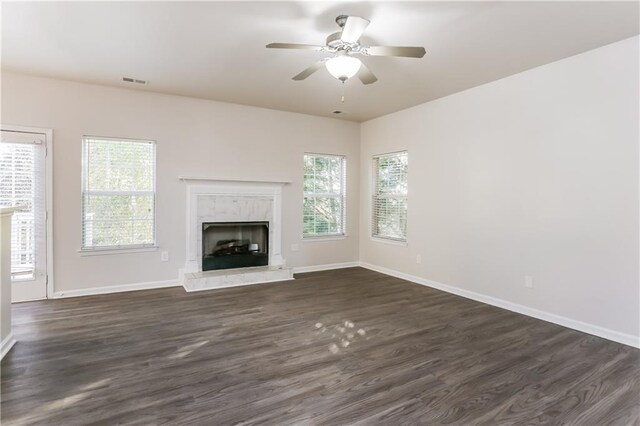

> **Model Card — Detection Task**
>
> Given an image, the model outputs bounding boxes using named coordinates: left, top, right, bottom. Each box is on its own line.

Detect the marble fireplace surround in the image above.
left=181, top=177, right=289, bottom=275
left=179, top=177, right=294, bottom=292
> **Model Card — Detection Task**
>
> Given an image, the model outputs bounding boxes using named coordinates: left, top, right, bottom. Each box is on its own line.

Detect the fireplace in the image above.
left=181, top=178, right=292, bottom=292
left=202, top=221, right=269, bottom=272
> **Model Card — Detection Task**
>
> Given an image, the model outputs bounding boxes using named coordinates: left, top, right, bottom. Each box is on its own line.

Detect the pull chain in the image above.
left=340, top=81, right=346, bottom=103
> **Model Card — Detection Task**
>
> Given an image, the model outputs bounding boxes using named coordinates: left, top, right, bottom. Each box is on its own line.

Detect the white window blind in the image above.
left=303, top=154, right=346, bottom=237
left=81, top=137, right=156, bottom=250
left=372, top=151, right=408, bottom=242
left=0, top=138, right=45, bottom=279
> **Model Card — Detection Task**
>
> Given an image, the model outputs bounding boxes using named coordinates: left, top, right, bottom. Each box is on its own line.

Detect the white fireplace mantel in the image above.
left=181, top=177, right=287, bottom=276
left=179, top=176, right=291, bottom=185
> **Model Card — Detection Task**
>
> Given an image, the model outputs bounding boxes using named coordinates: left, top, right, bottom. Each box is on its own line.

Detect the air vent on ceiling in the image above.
left=332, top=110, right=346, bottom=115
left=122, top=77, right=148, bottom=85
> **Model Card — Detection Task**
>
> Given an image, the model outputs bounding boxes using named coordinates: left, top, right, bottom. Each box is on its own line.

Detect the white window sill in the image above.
left=370, top=236, right=408, bottom=247
left=11, top=276, right=35, bottom=283
left=302, top=235, right=348, bottom=242
left=78, top=246, right=158, bottom=256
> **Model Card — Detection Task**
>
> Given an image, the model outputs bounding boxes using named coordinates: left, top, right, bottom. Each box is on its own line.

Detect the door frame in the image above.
left=1, top=124, right=54, bottom=300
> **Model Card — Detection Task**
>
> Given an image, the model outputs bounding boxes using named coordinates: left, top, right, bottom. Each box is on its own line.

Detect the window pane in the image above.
left=0, top=142, right=37, bottom=277
left=373, top=196, right=407, bottom=240
left=303, top=196, right=343, bottom=236
left=84, top=195, right=154, bottom=247
left=85, top=139, right=154, bottom=192
left=83, top=194, right=154, bottom=247
left=376, top=153, right=408, bottom=195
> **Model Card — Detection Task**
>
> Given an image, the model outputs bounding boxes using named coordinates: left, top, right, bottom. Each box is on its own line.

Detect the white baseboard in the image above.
left=359, top=262, right=640, bottom=349
left=53, top=279, right=181, bottom=299
left=50, top=263, right=358, bottom=298
left=52, top=262, right=361, bottom=298
left=1, top=332, right=16, bottom=360
left=293, top=261, right=360, bottom=274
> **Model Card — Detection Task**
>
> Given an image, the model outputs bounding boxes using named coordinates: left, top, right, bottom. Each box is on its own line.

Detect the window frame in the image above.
left=80, top=135, right=157, bottom=252
left=302, top=153, right=347, bottom=239
left=371, top=150, right=408, bottom=244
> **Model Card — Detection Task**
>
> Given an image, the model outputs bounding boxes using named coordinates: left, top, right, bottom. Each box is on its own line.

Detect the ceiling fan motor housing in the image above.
left=326, top=33, right=362, bottom=53
left=326, top=32, right=343, bottom=48
left=335, top=15, right=349, bottom=28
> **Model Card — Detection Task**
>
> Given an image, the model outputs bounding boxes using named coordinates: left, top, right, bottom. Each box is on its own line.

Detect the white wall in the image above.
left=360, top=36, right=639, bottom=340
left=1, top=72, right=360, bottom=293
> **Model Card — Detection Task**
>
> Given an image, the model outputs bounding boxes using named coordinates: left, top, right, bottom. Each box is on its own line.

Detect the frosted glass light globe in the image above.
left=326, top=55, right=362, bottom=81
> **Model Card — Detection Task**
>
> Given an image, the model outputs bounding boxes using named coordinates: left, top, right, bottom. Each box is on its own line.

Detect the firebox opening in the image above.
left=202, top=221, right=269, bottom=272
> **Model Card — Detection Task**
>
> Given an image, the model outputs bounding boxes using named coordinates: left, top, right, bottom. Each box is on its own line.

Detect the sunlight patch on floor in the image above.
left=168, top=340, right=210, bottom=360
left=315, top=320, right=368, bottom=354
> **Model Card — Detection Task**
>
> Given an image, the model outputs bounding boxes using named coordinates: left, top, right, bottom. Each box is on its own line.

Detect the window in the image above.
left=303, top=154, right=346, bottom=237
left=81, top=137, right=156, bottom=250
left=372, top=151, right=408, bottom=242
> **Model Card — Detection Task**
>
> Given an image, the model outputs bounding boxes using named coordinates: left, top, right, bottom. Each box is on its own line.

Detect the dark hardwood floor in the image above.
left=1, top=267, right=639, bottom=425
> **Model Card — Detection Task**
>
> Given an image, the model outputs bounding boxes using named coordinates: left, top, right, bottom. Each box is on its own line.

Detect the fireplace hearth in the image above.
left=202, top=221, right=269, bottom=271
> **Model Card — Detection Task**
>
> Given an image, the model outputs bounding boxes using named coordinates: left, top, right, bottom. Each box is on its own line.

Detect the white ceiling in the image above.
left=2, top=1, right=638, bottom=122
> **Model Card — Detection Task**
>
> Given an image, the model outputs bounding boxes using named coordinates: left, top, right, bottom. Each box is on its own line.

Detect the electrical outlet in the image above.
left=291, top=244, right=299, bottom=252
left=416, top=254, right=422, bottom=264
left=525, top=275, right=533, bottom=289
left=161, top=251, right=169, bottom=262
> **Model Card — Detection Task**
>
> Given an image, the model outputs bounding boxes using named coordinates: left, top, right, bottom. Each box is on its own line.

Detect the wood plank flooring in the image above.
left=1, top=267, right=639, bottom=425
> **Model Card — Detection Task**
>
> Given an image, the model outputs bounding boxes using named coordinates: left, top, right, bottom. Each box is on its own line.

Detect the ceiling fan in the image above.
left=266, top=15, right=426, bottom=85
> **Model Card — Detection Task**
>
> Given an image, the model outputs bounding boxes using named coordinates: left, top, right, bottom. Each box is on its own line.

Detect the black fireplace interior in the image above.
left=202, top=221, right=269, bottom=271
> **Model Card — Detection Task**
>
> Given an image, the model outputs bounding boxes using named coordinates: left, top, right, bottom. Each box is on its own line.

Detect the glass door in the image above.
left=0, top=130, right=48, bottom=301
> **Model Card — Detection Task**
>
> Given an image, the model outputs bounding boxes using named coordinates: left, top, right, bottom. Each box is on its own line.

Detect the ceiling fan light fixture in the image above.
left=326, top=55, right=361, bottom=82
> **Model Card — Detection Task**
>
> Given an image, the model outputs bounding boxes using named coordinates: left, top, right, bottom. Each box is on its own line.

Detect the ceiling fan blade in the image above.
left=340, top=16, right=370, bottom=43
left=357, top=63, right=378, bottom=85
left=266, top=43, right=325, bottom=51
left=364, top=46, right=426, bottom=58
left=292, top=60, right=327, bottom=81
